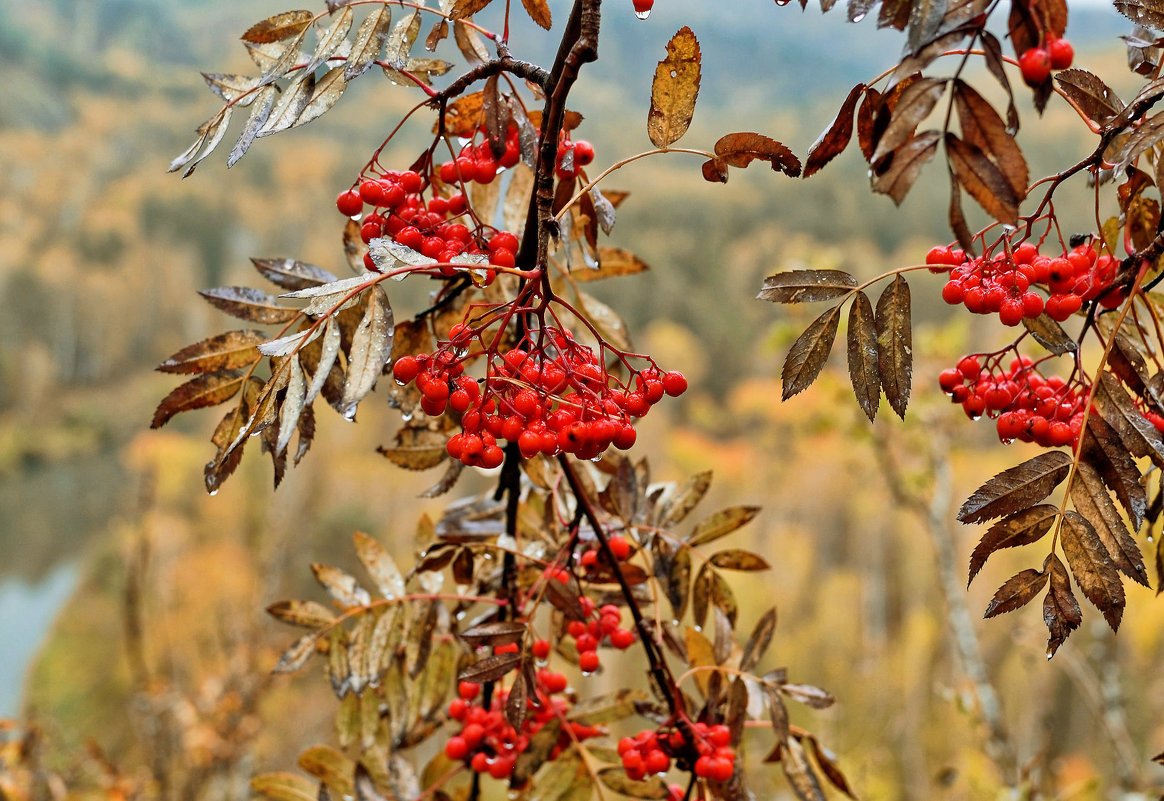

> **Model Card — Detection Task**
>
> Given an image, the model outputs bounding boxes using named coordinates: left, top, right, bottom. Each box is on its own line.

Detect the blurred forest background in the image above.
left=2, top=0, right=1164, bottom=798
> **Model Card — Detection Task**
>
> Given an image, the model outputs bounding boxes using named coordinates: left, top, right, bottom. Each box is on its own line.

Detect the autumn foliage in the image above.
left=143, top=0, right=1164, bottom=797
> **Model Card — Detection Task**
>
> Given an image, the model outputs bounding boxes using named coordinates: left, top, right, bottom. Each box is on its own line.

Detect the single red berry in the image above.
left=445, top=736, right=470, bottom=761
left=399, top=170, right=424, bottom=194
left=575, top=633, right=598, bottom=653
left=336, top=188, right=364, bottom=216
left=393, top=356, right=420, bottom=384
left=532, top=639, right=552, bottom=660
left=1048, top=36, right=1074, bottom=70
left=458, top=681, right=481, bottom=700
left=662, top=370, right=688, bottom=396
left=579, top=650, right=600, bottom=673
left=573, top=140, right=595, bottom=166
left=633, top=0, right=654, bottom=14
left=709, top=757, right=734, bottom=782
left=956, top=355, right=981, bottom=380
left=999, top=297, right=1025, bottom=326
left=470, top=752, right=488, bottom=773
left=608, top=535, right=632, bottom=561
left=939, top=368, right=963, bottom=393
left=645, top=750, right=670, bottom=774
left=1019, top=47, right=1052, bottom=86
left=610, top=627, right=635, bottom=649
left=359, top=179, right=386, bottom=205
left=941, top=280, right=966, bottom=305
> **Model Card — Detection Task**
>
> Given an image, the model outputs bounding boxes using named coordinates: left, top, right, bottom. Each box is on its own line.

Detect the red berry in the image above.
left=579, top=650, right=600, bottom=672
left=999, top=297, right=1024, bottom=326
left=633, top=0, right=654, bottom=13
left=1019, top=47, right=1052, bottom=86
left=336, top=188, right=363, bottom=216
left=532, top=639, right=552, bottom=659
left=359, top=179, right=386, bottom=205
left=957, top=355, right=981, bottom=380
left=399, top=170, right=424, bottom=193
left=573, top=140, right=595, bottom=166
left=939, top=368, right=962, bottom=393
left=662, top=370, right=688, bottom=396
left=709, top=757, right=734, bottom=782
left=645, top=749, right=670, bottom=774
left=610, top=627, right=635, bottom=649
left=942, top=280, right=966, bottom=305
left=608, top=535, right=632, bottom=561
left=458, top=680, right=480, bottom=700
left=393, top=356, right=420, bottom=384
left=445, top=736, right=470, bottom=761
left=1048, top=37, right=1074, bottom=70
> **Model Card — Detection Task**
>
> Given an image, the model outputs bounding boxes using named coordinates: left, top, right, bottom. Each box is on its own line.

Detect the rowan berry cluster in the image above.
left=617, top=722, right=736, bottom=783
left=939, top=354, right=1089, bottom=447
left=444, top=674, right=601, bottom=779
left=337, top=124, right=598, bottom=282
left=1018, top=35, right=1074, bottom=86
left=934, top=240, right=1120, bottom=326
left=392, top=328, right=687, bottom=467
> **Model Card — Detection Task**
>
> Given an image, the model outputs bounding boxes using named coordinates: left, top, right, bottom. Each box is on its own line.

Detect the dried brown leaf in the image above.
left=1095, top=372, right=1164, bottom=468
left=157, top=331, right=266, bottom=375
left=1043, top=553, right=1082, bottom=657
left=457, top=652, right=521, bottom=684
left=984, top=567, right=1047, bottom=617
left=708, top=549, right=770, bottom=571
left=688, top=505, right=761, bottom=547
left=1056, top=68, right=1125, bottom=125
left=1071, top=462, right=1150, bottom=586
left=871, top=77, right=945, bottom=165
left=846, top=290, right=880, bottom=422
left=1021, top=313, right=1077, bottom=355
left=243, top=10, right=315, bottom=44
left=152, top=369, right=248, bottom=428
left=740, top=607, right=778, bottom=673
left=267, top=599, right=336, bottom=629
left=783, top=736, right=827, bottom=801
left=953, top=79, right=1028, bottom=200
left=781, top=305, right=841, bottom=400
left=1061, top=510, right=1126, bottom=630
left=347, top=7, right=392, bottom=80
left=875, top=275, right=911, bottom=418
left=946, top=133, right=1020, bottom=224
left=958, top=451, right=1073, bottom=524
left=311, top=563, right=371, bottom=608
left=714, top=132, right=802, bottom=177
left=520, top=0, right=551, bottom=29
left=804, top=83, right=865, bottom=178
left=647, top=27, right=701, bottom=148
left=968, top=504, right=1058, bottom=586
left=1083, top=415, right=1148, bottom=528
left=199, top=286, right=298, bottom=324
left=353, top=532, right=407, bottom=599
left=340, top=287, right=393, bottom=419
left=757, top=269, right=857, bottom=304
left=872, top=129, right=940, bottom=204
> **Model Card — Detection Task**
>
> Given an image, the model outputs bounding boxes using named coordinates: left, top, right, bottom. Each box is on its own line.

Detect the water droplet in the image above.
left=395, top=378, right=407, bottom=386
left=1046, top=649, right=1054, bottom=660
left=209, top=488, right=219, bottom=497
left=851, top=11, right=866, bottom=21
left=401, top=411, right=414, bottom=422
left=635, top=8, right=650, bottom=19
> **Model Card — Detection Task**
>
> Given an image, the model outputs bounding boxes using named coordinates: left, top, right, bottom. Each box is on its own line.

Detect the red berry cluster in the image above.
left=934, top=240, right=1121, bottom=326
left=337, top=125, right=551, bottom=278
left=445, top=674, right=601, bottom=779
left=563, top=596, right=637, bottom=674
left=1018, top=36, right=1074, bottom=86
left=393, top=328, right=687, bottom=466
left=939, top=354, right=1090, bottom=448
left=617, top=723, right=735, bottom=783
